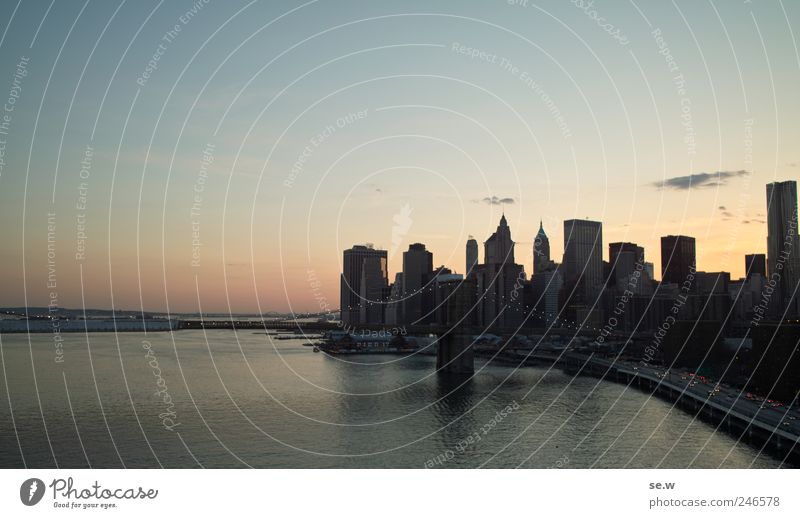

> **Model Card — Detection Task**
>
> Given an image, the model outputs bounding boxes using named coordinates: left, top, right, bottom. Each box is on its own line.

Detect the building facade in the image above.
left=340, top=245, right=388, bottom=325
left=402, top=243, right=434, bottom=325
left=745, top=253, right=766, bottom=279
left=660, top=235, right=696, bottom=285
left=562, top=219, right=603, bottom=299
left=466, top=237, right=478, bottom=278
left=475, top=215, right=526, bottom=330
left=766, top=181, right=800, bottom=318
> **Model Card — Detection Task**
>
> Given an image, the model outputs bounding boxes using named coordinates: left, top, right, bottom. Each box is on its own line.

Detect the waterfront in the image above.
left=0, top=331, right=785, bottom=468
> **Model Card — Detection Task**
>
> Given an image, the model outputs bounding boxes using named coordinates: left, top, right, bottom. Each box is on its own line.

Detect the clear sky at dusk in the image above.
left=0, top=0, right=798, bottom=313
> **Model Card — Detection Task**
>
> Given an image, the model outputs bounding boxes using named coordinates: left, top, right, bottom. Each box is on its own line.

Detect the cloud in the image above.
left=475, top=196, right=515, bottom=205
left=718, top=205, right=726, bottom=210
left=652, top=170, right=750, bottom=190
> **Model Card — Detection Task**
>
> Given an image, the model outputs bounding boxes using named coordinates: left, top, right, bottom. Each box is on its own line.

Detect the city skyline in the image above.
left=3, top=0, right=800, bottom=482
left=0, top=1, right=799, bottom=314
left=337, top=179, right=799, bottom=333
left=0, top=175, right=795, bottom=316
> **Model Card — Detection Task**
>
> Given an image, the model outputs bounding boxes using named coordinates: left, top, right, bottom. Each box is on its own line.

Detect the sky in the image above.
left=0, top=0, right=798, bottom=313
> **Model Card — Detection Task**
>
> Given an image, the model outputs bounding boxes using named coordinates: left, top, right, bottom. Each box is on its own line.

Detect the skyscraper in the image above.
left=609, top=242, right=645, bottom=292
left=384, top=272, right=404, bottom=325
left=530, top=269, right=563, bottom=326
left=660, top=235, right=696, bottom=285
left=340, top=245, right=388, bottom=325
left=533, top=220, right=551, bottom=274
left=466, top=236, right=478, bottom=277
left=484, top=213, right=515, bottom=265
left=474, top=215, right=526, bottom=329
left=402, top=243, right=433, bottom=324
left=359, top=255, right=389, bottom=324
left=562, top=219, right=603, bottom=298
left=766, top=181, right=800, bottom=317
left=745, top=253, right=766, bottom=279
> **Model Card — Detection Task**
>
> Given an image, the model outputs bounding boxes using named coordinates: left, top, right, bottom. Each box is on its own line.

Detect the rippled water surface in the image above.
left=0, top=330, right=784, bottom=468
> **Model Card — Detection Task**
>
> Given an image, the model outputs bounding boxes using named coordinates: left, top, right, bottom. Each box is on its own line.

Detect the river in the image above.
left=0, top=330, right=783, bottom=468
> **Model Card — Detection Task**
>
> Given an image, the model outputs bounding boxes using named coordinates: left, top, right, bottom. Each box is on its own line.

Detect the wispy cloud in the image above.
left=718, top=206, right=733, bottom=218
left=652, top=170, right=750, bottom=190
left=475, top=196, right=515, bottom=205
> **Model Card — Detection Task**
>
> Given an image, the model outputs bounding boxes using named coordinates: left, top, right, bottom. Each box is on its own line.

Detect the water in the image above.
left=0, top=330, right=784, bottom=468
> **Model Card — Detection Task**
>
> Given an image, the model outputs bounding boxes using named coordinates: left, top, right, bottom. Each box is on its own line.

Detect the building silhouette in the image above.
left=466, top=236, right=478, bottom=277
left=660, top=235, right=696, bottom=285
left=340, top=245, right=387, bottom=325
left=473, top=215, right=526, bottom=329
left=562, top=219, right=603, bottom=299
left=609, top=242, right=644, bottom=292
left=359, top=255, right=389, bottom=324
left=533, top=220, right=552, bottom=274
left=766, top=181, right=800, bottom=318
left=402, top=243, right=433, bottom=324
left=745, top=253, right=766, bottom=279
left=530, top=269, right=563, bottom=326
left=484, top=214, right=515, bottom=264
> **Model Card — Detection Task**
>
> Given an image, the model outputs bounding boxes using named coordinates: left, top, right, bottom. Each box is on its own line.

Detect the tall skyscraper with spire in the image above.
left=473, top=214, right=526, bottom=329
left=533, top=220, right=551, bottom=274
left=484, top=213, right=515, bottom=265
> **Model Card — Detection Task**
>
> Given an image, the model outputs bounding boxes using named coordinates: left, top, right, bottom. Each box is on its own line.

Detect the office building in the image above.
left=474, top=215, right=526, bottom=329
left=745, top=253, right=766, bottom=279
left=466, top=237, right=478, bottom=277
left=384, top=273, right=404, bottom=325
left=533, top=220, right=552, bottom=274
left=340, top=245, right=387, bottom=325
left=660, top=235, right=696, bottom=285
left=766, top=181, right=800, bottom=318
left=359, top=255, right=389, bottom=324
left=530, top=269, right=563, bottom=326
left=562, top=219, right=603, bottom=299
left=402, top=243, right=433, bottom=324
left=485, top=214, right=515, bottom=265
left=608, top=242, right=643, bottom=289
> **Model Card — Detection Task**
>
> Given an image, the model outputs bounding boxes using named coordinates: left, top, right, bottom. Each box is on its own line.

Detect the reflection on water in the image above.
left=0, top=330, right=784, bottom=468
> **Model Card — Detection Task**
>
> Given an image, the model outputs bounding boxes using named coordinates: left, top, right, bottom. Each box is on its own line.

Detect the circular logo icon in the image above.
left=20, top=478, right=45, bottom=506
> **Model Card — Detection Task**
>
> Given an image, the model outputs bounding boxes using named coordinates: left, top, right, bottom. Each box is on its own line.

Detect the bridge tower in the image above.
left=436, top=332, right=474, bottom=375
